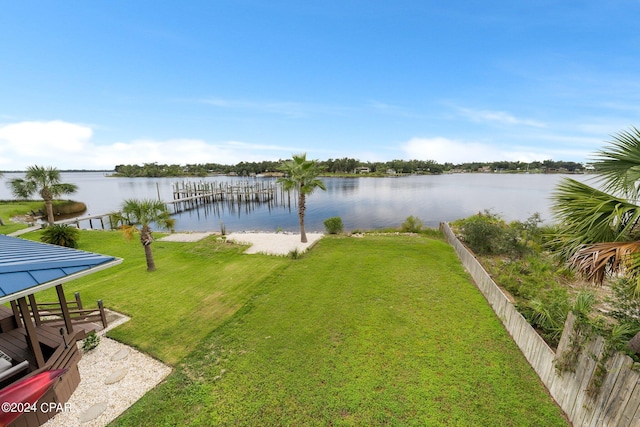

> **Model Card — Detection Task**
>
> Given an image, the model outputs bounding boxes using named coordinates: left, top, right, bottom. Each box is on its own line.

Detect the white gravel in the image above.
left=158, top=232, right=216, bottom=242
left=226, top=232, right=324, bottom=255
left=43, top=315, right=171, bottom=427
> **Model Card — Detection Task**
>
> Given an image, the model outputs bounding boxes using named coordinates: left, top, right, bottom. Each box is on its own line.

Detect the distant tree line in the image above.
left=113, top=158, right=586, bottom=177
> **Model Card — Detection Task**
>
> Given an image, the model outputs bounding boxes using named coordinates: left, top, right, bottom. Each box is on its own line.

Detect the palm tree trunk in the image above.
left=144, top=244, right=156, bottom=272
left=44, top=198, right=55, bottom=224
left=299, top=192, right=307, bottom=243
left=140, top=227, right=156, bottom=271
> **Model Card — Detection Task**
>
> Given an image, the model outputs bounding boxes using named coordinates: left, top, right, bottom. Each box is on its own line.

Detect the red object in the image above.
left=0, top=369, right=66, bottom=427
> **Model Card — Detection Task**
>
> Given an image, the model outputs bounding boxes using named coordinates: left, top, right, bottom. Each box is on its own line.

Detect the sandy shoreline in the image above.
left=226, top=232, right=324, bottom=255
left=159, top=231, right=324, bottom=256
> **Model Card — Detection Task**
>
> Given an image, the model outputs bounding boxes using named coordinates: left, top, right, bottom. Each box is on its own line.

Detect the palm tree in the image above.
left=112, top=199, right=175, bottom=272
left=8, top=165, right=78, bottom=224
left=278, top=153, right=326, bottom=243
left=551, top=127, right=640, bottom=286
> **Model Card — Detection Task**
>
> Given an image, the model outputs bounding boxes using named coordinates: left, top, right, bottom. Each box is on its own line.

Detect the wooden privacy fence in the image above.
left=440, top=222, right=640, bottom=427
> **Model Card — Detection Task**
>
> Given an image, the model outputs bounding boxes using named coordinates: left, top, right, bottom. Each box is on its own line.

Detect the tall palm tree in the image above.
left=8, top=165, right=78, bottom=224
left=551, top=127, right=640, bottom=286
left=278, top=153, right=326, bottom=243
left=112, top=199, right=175, bottom=272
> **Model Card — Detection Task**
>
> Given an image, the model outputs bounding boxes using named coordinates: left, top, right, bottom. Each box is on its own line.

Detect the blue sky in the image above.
left=1, top=1, right=640, bottom=170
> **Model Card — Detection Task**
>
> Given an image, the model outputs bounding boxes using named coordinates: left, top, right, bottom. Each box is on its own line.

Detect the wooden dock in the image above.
left=55, top=180, right=287, bottom=230
left=57, top=213, right=116, bottom=229
left=168, top=180, right=280, bottom=214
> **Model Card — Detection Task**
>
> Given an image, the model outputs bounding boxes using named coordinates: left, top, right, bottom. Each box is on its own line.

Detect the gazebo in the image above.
left=0, top=234, right=121, bottom=426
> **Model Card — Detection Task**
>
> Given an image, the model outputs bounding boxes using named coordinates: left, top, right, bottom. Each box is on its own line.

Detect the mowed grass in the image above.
left=27, top=230, right=288, bottom=365
left=0, top=200, right=43, bottom=234
left=108, top=234, right=568, bottom=426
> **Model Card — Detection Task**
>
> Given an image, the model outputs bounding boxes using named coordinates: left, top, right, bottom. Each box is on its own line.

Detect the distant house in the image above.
left=355, top=167, right=370, bottom=174
left=386, top=168, right=397, bottom=175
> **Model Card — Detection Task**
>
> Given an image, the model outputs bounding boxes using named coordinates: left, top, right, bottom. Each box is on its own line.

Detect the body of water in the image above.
left=0, top=172, right=593, bottom=232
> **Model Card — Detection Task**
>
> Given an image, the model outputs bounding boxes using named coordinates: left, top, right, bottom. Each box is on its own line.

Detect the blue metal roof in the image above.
left=0, top=235, right=122, bottom=303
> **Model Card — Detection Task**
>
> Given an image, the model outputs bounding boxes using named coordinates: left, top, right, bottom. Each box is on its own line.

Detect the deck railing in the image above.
left=28, top=292, right=108, bottom=331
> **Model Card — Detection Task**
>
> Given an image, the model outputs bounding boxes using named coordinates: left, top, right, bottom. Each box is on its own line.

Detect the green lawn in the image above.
left=28, top=230, right=288, bottom=364
left=0, top=200, right=43, bottom=234
left=55, top=233, right=566, bottom=427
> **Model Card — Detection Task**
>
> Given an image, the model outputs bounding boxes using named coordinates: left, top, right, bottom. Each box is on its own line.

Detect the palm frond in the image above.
left=550, top=178, right=640, bottom=259
left=277, top=153, right=326, bottom=194
left=571, top=290, right=595, bottom=317
left=120, top=198, right=174, bottom=231
left=117, top=224, right=139, bottom=241
left=593, top=127, right=640, bottom=200
left=8, top=178, right=36, bottom=199
left=569, top=241, right=640, bottom=284
left=50, top=183, right=78, bottom=197
left=527, top=298, right=567, bottom=342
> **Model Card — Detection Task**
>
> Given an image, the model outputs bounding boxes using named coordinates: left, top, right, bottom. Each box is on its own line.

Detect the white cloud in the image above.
left=402, top=137, right=555, bottom=163
left=0, top=120, right=294, bottom=170
left=457, top=107, right=546, bottom=128
left=0, top=120, right=92, bottom=161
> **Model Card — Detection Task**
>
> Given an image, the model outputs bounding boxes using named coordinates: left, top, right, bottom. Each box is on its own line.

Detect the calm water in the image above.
left=0, top=172, right=593, bottom=232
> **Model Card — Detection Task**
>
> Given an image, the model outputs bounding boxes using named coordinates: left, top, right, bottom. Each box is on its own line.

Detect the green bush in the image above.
left=82, top=331, right=100, bottom=352
left=49, top=200, right=87, bottom=216
left=288, top=248, right=302, bottom=259
left=608, top=277, right=640, bottom=335
left=41, top=224, right=80, bottom=248
left=323, top=216, right=344, bottom=234
left=401, top=215, right=423, bottom=233
left=452, top=210, right=525, bottom=257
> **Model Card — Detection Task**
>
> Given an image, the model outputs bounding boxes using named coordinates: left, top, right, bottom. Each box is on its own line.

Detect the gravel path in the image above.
left=43, top=315, right=171, bottom=427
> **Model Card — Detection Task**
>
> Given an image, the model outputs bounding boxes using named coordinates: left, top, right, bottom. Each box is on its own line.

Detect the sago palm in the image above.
left=278, top=153, right=326, bottom=243
left=111, top=199, right=175, bottom=271
left=551, top=127, right=640, bottom=286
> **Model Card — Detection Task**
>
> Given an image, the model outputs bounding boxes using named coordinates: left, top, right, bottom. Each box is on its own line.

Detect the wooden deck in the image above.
left=0, top=305, right=82, bottom=427
left=0, top=325, right=67, bottom=372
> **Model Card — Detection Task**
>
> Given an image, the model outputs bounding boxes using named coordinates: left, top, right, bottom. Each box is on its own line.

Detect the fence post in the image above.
left=97, top=300, right=108, bottom=329
left=74, top=292, right=83, bottom=310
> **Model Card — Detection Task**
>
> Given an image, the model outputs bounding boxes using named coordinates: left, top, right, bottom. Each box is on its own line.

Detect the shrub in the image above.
left=323, top=216, right=344, bottom=234
left=608, top=277, right=640, bottom=335
left=82, top=331, right=100, bottom=352
left=41, top=224, right=80, bottom=248
left=288, top=248, right=302, bottom=259
left=452, top=210, right=525, bottom=257
left=519, top=296, right=569, bottom=345
left=49, top=200, right=87, bottom=216
left=401, top=215, right=423, bottom=233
